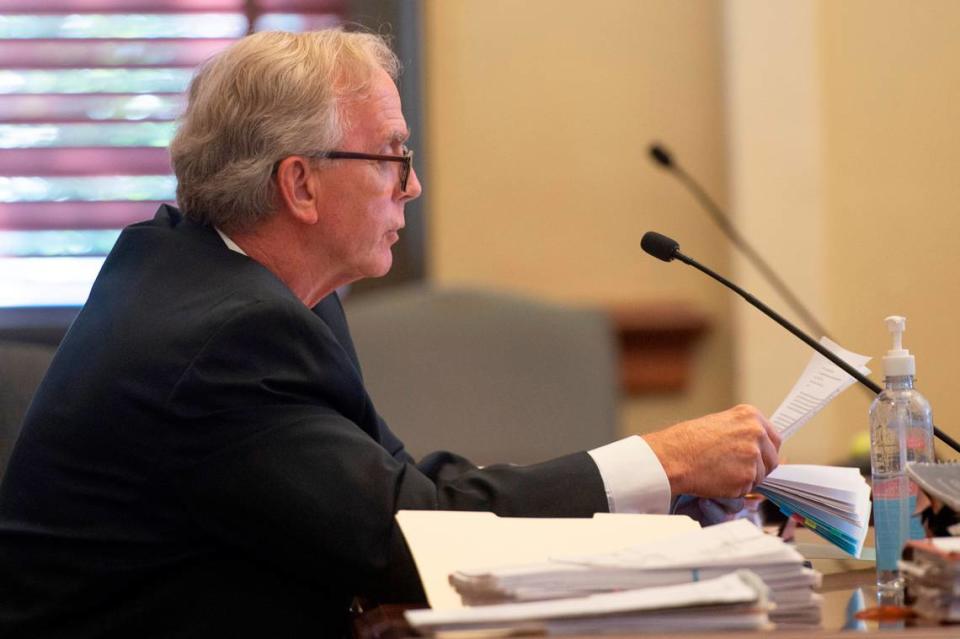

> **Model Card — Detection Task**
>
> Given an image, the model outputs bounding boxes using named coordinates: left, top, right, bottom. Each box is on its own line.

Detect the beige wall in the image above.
left=422, top=0, right=736, bottom=437
left=723, top=1, right=833, bottom=460
left=422, top=1, right=960, bottom=459
left=820, top=1, right=960, bottom=461
left=726, top=0, right=960, bottom=463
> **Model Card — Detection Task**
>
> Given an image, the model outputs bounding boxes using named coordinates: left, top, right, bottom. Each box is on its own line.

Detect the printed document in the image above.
left=770, top=337, right=871, bottom=440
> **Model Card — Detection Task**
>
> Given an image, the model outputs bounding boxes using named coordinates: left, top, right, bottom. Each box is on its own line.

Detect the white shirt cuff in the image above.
left=588, top=435, right=671, bottom=514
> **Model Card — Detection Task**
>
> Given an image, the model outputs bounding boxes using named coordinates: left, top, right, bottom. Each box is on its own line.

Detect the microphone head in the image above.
left=648, top=143, right=674, bottom=169
left=641, top=231, right=680, bottom=262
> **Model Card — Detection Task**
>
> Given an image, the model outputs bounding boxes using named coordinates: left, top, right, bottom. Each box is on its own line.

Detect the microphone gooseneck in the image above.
left=648, top=142, right=832, bottom=341
left=644, top=230, right=960, bottom=454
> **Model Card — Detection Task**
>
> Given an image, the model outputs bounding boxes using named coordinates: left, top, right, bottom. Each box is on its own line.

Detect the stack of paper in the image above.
left=757, top=464, right=872, bottom=558
left=908, top=462, right=960, bottom=511
left=446, top=519, right=822, bottom=628
left=906, top=462, right=960, bottom=537
left=406, top=570, right=773, bottom=635
left=395, top=510, right=700, bottom=610
left=769, top=337, right=871, bottom=441
left=900, top=537, right=960, bottom=623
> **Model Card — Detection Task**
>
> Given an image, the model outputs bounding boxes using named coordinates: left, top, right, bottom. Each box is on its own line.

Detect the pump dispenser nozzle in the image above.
left=882, top=315, right=915, bottom=377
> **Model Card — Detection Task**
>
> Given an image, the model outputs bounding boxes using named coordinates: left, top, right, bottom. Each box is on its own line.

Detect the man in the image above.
left=0, top=30, right=780, bottom=637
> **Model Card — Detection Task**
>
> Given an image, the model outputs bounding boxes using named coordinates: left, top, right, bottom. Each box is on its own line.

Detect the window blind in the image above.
left=0, top=0, right=345, bottom=307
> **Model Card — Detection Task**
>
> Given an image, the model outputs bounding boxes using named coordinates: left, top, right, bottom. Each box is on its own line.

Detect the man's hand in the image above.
left=642, top=404, right=781, bottom=499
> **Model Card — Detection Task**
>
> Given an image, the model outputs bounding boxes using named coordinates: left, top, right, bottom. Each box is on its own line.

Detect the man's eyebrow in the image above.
left=388, top=129, right=411, bottom=144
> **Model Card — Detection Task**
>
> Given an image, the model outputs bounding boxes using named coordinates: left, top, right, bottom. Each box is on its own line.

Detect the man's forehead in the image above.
left=341, top=70, right=408, bottom=142
left=372, top=110, right=409, bottom=146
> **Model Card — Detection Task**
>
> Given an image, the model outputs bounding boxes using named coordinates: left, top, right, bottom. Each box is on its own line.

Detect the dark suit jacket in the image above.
left=0, top=206, right=608, bottom=638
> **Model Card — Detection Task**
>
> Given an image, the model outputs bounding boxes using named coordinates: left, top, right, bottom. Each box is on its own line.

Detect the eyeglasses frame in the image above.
left=290, top=148, right=414, bottom=193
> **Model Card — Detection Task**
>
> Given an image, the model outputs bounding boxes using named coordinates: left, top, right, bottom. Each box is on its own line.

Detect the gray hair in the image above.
left=170, top=29, right=399, bottom=231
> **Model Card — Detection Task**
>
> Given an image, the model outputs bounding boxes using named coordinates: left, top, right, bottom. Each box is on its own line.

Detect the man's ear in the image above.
left=274, top=156, right=320, bottom=225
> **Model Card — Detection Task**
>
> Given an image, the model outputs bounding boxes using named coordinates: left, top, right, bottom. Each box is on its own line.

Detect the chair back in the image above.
left=345, top=286, right=618, bottom=466
left=0, top=341, right=56, bottom=477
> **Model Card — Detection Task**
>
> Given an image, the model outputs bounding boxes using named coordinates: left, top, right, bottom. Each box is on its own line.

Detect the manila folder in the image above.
left=395, top=510, right=699, bottom=610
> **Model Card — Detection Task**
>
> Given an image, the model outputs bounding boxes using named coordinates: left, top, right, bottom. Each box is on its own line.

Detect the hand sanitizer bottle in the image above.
left=869, top=316, right=934, bottom=593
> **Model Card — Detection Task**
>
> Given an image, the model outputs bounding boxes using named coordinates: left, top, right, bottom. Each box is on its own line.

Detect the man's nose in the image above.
left=401, top=167, right=422, bottom=201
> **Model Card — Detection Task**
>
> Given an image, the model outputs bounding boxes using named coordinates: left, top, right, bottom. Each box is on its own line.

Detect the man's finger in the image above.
left=752, top=457, right=765, bottom=493
left=758, top=433, right=779, bottom=477
left=757, top=412, right=782, bottom=451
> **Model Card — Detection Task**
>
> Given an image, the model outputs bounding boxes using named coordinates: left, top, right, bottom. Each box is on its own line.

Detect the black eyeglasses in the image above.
left=302, top=147, right=415, bottom=192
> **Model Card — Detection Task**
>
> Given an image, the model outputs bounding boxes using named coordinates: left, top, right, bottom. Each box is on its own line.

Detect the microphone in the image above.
left=641, top=230, right=960, bottom=454
left=649, top=145, right=673, bottom=169
left=649, top=142, right=832, bottom=340
left=640, top=231, right=679, bottom=262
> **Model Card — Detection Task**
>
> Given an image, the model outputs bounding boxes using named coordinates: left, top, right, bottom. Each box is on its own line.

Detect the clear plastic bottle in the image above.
left=869, top=316, right=934, bottom=593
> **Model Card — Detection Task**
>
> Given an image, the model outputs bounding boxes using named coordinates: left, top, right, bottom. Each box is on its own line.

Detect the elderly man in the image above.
left=0, top=30, right=779, bottom=637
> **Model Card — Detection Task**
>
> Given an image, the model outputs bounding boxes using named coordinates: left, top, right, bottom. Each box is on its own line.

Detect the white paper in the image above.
left=441, top=520, right=815, bottom=629
left=770, top=337, right=871, bottom=440
left=405, top=570, right=767, bottom=632
left=931, top=537, right=960, bottom=553
left=762, top=464, right=863, bottom=502
left=395, top=510, right=699, bottom=610
left=757, top=464, right=872, bottom=557
left=558, top=519, right=800, bottom=569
